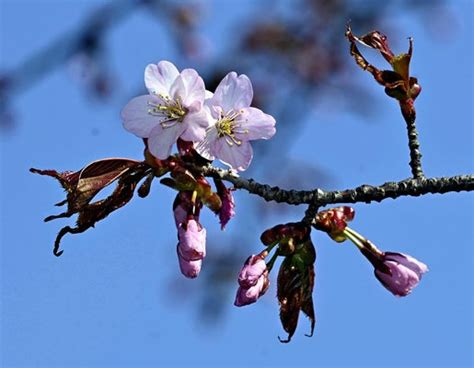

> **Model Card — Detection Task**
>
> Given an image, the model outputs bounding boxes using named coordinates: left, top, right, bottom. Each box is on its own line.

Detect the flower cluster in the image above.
left=122, top=61, right=276, bottom=172
left=32, top=43, right=432, bottom=344
left=120, top=60, right=276, bottom=278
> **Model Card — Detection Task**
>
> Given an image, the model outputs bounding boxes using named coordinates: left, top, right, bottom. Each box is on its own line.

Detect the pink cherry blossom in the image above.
left=196, top=72, right=276, bottom=171
left=374, top=252, right=428, bottom=297
left=121, top=61, right=210, bottom=160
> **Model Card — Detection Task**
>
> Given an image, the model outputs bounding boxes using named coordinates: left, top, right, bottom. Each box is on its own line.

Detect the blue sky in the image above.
left=1, top=1, right=473, bottom=367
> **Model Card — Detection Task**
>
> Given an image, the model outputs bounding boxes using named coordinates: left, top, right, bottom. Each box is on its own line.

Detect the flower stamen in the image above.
left=216, top=110, right=248, bottom=146
left=147, top=95, right=188, bottom=128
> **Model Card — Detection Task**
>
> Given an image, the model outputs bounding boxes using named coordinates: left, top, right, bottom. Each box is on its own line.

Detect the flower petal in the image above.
left=194, top=125, right=217, bottom=161
left=238, top=255, right=267, bottom=288
left=234, top=276, right=265, bottom=307
left=145, top=61, right=179, bottom=96
left=385, top=252, right=428, bottom=277
left=181, top=109, right=212, bottom=142
left=170, top=69, right=205, bottom=110
left=375, top=261, right=420, bottom=297
left=177, top=245, right=202, bottom=279
left=148, top=123, right=186, bottom=160
left=121, top=95, right=163, bottom=138
left=211, top=72, right=253, bottom=112
left=178, top=220, right=206, bottom=261
left=235, top=107, right=276, bottom=141
left=212, top=139, right=253, bottom=171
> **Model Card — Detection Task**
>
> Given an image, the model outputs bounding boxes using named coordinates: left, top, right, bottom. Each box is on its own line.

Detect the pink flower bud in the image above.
left=238, top=254, right=267, bottom=289
left=234, top=254, right=269, bottom=307
left=374, top=252, right=428, bottom=297
left=234, top=271, right=269, bottom=307
left=177, top=219, right=206, bottom=261
left=177, top=245, right=202, bottom=278
left=219, top=187, right=235, bottom=230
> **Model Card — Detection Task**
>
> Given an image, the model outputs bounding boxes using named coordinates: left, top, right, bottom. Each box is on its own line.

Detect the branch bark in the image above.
left=198, top=164, right=474, bottom=207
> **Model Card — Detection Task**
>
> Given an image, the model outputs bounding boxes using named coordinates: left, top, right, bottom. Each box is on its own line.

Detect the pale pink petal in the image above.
left=234, top=276, right=265, bottom=307
left=238, top=255, right=267, bottom=288
left=121, top=95, right=162, bottom=138
left=219, top=187, right=235, bottom=230
left=177, top=245, right=202, bottom=278
left=177, top=220, right=206, bottom=261
left=194, top=125, right=217, bottom=161
left=375, top=262, right=420, bottom=297
left=205, top=90, right=214, bottom=100
left=181, top=109, right=212, bottom=142
left=144, top=61, right=179, bottom=95
left=385, top=252, right=429, bottom=277
left=148, top=123, right=186, bottom=160
left=212, top=138, right=253, bottom=171
left=235, top=107, right=276, bottom=141
left=211, top=72, right=253, bottom=112
left=170, top=69, right=205, bottom=110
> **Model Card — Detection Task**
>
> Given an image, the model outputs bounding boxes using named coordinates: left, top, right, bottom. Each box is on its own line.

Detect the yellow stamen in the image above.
left=147, top=95, right=187, bottom=128
left=215, top=109, right=249, bottom=146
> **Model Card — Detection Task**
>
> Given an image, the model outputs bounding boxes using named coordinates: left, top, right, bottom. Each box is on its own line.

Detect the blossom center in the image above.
left=147, top=93, right=188, bottom=128
left=215, top=110, right=248, bottom=146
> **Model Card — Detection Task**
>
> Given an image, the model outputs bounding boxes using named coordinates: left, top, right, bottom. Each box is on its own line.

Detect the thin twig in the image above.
left=403, top=106, right=425, bottom=178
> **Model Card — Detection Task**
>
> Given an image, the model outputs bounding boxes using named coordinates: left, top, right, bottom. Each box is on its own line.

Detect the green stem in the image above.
left=344, top=227, right=383, bottom=256
left=343, top=229, right=365, bottom=250
left=266, top=249, right=280, bottom=272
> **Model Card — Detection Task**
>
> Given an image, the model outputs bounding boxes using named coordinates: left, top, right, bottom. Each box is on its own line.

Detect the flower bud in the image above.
left=214, top=179, right=236, bottom=230
left=314, top=206, right=355, bottom=242
left=177, top=219, right=206, bottom=261
left=260, top=222, right=310, bottom=246
left=234, top=270, right=269, bottom=307
left=373, top=252, right=428, bottom=297
left=234, top=254, right=269, bottom=307
left=238, top=254, right=267, bottom=289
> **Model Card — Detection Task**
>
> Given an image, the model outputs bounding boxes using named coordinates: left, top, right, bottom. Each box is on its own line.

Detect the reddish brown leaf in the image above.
left=31, top=158, right=149, bottom=256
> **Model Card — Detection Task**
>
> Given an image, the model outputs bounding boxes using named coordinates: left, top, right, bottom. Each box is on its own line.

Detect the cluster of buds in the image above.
left=154, top=139, right=237, bottom=278
left=173, top=191, right=206, bottom=278
left=314, top=207, right=428, bottom=297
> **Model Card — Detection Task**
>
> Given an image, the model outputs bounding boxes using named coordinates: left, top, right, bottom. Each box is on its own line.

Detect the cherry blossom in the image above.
left=196, top=72, right=276, bottom=171
left=122, top=61, right=209, bottom=160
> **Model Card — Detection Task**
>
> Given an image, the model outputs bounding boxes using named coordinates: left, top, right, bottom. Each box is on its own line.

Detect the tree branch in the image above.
left=402, top=103, right=425, bottom=178
left=198, top=165, right=474, bottom=207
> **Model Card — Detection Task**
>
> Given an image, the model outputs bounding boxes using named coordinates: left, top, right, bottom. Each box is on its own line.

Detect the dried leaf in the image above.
left=277, top=239, right=316, bottom=343
left=31, top=158, right=149, bottom=256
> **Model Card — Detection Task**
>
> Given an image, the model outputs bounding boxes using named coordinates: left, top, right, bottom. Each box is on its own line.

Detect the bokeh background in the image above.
left=1, top=0, right=473, bottom=367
